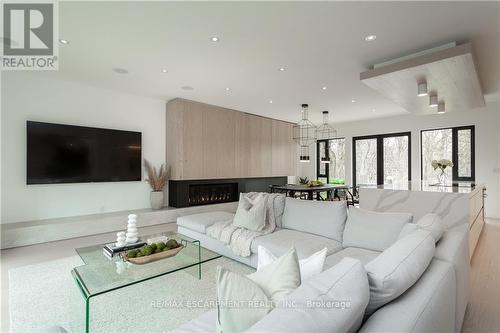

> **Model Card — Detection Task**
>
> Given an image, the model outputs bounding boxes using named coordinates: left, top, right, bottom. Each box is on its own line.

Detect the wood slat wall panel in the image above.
left=166, top=98, right=297, bottom=180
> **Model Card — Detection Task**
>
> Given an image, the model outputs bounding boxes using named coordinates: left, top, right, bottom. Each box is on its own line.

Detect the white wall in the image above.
left=1, top=73, right=166, bottom=223
left=299, top=103, right=500, bottom=218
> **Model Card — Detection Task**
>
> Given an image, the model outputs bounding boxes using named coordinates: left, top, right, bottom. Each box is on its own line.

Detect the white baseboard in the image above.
left=1, top=202, right=238, bottom=249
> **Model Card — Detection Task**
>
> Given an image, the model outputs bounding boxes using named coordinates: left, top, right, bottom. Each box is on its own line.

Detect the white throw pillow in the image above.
left=233, top=193, right=267, bottom=231
left=343, top=207, right=413, bottom=251
left=364, top=229, right=435, bottom=314
left=216, top=267, right=271, bottom=333
left=247, top=258, right=370, bottom=333
left=257, top=245, right=327, bottom=281
left=216, top=248, right=301, bottom=332
left=416, top=213, right=446, bottom=243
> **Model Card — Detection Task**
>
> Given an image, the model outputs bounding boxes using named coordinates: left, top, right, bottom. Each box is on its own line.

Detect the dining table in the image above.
left=270, top=183, right=352, bottom=201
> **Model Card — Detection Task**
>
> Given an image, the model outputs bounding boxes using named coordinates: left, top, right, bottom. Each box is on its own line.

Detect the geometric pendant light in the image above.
left=316, top=111, right=337, bottom=140
left=293, top=104, right=317, bottom=162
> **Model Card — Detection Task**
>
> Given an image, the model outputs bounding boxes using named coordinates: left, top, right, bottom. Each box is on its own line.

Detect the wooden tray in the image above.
left=125, top=245, right=184, bottom=265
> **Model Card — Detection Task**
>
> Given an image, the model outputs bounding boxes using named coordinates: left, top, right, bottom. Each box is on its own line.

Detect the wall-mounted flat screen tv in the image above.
left=27, top=121, right=142, bottom=184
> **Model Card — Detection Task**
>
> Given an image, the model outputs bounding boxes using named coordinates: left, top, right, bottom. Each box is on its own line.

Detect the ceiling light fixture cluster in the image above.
left=417, top=80, right=446, bottom=114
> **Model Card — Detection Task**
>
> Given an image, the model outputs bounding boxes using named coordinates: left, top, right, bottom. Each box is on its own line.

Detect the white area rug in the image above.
left=9, top=255, right=254, bottom=332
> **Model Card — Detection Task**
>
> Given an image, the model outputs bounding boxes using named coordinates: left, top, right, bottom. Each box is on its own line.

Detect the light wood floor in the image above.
left=462, top=218, right=500, bottom=333
left=1, top=219, right=499, bottom=333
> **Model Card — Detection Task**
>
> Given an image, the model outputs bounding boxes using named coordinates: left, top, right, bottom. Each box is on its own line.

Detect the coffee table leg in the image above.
left=85, top=296, right=90, bottom=333
left=198, top=244, right=202, bottom=280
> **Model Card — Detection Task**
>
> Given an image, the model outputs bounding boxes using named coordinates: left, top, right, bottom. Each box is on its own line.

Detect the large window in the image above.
left=316, top=138, right=346, bottom=184
left=421, top=126, right=475, bottom=183
left=353, top=132, right=411, bottom=186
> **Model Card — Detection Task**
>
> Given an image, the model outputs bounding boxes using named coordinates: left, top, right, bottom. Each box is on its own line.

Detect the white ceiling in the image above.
left=25, top=1, right=500, bottom=123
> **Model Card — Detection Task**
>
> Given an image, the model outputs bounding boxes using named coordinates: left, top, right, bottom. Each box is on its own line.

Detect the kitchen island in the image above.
left=360, top=181, right=485, bottom=259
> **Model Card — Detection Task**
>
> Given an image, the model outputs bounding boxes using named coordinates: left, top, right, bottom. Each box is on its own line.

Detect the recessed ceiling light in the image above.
left=364, top=35, right=377, bottom=42
left=210, top=36, right=220, bottom=42
left=372, top=109, right=376, bottom=112
left=269, top=100, right=273, bottom=104
left=279, top=67, right=286, bottom=72
left=225, top=87, right=231, bottom=91
left=437, top=103, right=446, bottom=114
left=161, top=69, right=168, bottom=73
left=112, top=68, right=128, bottom=74
left=322, top=86, right=327, bottom=90
left=417, top=81, right=428, bottom=96
left=181, top=86, right=194, bottom=91
left=429, top=94, right=438, bottom=107
left=351, top=99, right=356, bottom=103
left=59, top=39, right=69, bottom=44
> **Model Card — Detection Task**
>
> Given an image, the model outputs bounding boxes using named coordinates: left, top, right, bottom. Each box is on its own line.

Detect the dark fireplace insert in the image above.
left=169, top=176, right=287, bottom=208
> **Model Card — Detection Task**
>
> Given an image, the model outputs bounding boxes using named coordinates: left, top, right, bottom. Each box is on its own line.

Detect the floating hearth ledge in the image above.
left=1, top=202, right=238, bottom=249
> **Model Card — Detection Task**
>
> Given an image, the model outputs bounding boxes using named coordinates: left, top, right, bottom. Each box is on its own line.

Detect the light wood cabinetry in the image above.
left=469, top=186, right=485, bottom=259
left=166, top=98, right=297, bottom=180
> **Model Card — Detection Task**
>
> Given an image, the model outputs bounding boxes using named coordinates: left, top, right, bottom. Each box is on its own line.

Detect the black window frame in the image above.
left=420, top=125, right=475, bottom=182
left=352, top=131, right=412, bottom=186
left=316, top=137, right=346, bottom=183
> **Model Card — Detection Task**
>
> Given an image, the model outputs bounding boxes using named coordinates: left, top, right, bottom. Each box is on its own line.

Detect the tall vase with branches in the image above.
left=144, top=159, right=170, bottom=209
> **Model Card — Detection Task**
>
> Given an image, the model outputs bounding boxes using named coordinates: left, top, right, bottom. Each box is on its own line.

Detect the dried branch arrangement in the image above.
left=144, top=159, right=170, bottom=191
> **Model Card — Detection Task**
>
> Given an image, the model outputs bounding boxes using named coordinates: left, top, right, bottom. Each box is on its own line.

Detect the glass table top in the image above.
left=72, top=231, right=221, bottom=296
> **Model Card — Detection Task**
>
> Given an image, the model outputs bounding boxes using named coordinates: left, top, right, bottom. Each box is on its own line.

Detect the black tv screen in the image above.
left=27, top=121, right=142, bottom=184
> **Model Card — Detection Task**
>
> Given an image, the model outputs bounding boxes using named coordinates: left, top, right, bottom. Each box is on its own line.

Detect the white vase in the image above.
left=150, top=191, right=164, bottom=210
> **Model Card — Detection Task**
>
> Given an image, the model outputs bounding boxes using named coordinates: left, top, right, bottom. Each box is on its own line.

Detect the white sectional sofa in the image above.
left=176, top=195, right=469, bottom=333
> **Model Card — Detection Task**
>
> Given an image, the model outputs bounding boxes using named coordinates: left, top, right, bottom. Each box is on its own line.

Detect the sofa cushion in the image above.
left=343, top=207, right=413, bottom=251
left=176, top=211, right=234, bottom=234
left=251, top=229, right=342, bottom=259
left=324, top=247, right=380, bottom=269
left=364, top=229, right=435, bottom=314
left=282, top=197, right=347, bottom=242
left=397, top=222, right=419, bottom=240
left=171, top=309, right=217, bottom=333
left=417, top=213, right=446, bottom=242
left=247, top=258, right=370, bottom=333
left=359, top=259, right=456, bottom=333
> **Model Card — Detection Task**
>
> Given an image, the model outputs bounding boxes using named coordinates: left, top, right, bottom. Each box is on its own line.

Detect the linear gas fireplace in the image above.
left=189, top=183, right=238, bottom=206
left=169, top=176, right=287, bottom=208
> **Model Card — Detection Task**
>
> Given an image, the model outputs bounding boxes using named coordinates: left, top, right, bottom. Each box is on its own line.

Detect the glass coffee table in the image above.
left=71, top=231, right=221, bottom=333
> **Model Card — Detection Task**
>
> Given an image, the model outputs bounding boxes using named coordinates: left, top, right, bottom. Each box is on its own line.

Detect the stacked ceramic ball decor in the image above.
left=126, top=214, right=139, bottom=243
left=116, top=231, right=126, bottom=247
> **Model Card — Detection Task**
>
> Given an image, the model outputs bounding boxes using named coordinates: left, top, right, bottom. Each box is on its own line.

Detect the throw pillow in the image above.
left=364, top=229, right=435, bottom=314
left=342, top=207, right=413, bottom=251
left=216, top=248, right=301, bottom=332
left=247, top=258, right=370, bottom=333
left=233, top=193, right=267, bottom=231
left=257, top=245, right=327, bottom=281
